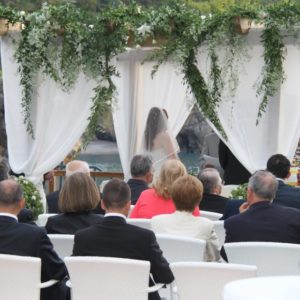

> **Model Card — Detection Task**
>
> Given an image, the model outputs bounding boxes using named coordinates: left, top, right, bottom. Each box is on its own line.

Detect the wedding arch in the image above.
left=1, top=1, right=300, bottom=202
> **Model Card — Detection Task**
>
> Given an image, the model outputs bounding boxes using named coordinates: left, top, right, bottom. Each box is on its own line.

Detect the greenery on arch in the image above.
left=1, top=1, right=300, bottom=142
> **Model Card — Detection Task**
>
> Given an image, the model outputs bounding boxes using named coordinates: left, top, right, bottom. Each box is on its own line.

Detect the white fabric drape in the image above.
left=196, top=30, right=300, bottom=173
left=1, top=36, right=95, bottom=205
left=113, top=49, right=194, bottom=179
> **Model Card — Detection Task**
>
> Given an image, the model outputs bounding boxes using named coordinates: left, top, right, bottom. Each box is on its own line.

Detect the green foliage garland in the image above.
left=1, top=1, right=300, bottom=140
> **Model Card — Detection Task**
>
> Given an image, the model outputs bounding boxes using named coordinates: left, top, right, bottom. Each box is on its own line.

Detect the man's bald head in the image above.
left=0, top=179, right=23, bottom=207
left=65, top=160, right=90, bottom=177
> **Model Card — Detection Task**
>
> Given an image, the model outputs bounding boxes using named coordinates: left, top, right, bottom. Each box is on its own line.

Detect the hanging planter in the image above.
left=0, top=18, right=21, bottom=36
left=234, top=16, right=252, bottom=35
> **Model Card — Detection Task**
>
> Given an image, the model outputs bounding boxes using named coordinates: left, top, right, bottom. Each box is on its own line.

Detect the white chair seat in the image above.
left=200, top=210, right=222, bottom=221
left=127, top=218, right=151, bottom=230
left=48, top=234, right=74, bottom=258
left=36, top=213, right=57, bottom=226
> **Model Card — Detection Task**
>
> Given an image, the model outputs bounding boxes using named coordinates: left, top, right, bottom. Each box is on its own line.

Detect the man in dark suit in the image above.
left=198, top=167, right=228, bottom=214
left=267, top=154, right=300, bottom=209
left=224, top=170, right=300, bottom=244
left=218, top=140, right=251, bottom=185
left=0, top=179, right=68, bottom=300
left=73, top=178, right=174, bottom=300
left=127, top=155, right=153, bottom=204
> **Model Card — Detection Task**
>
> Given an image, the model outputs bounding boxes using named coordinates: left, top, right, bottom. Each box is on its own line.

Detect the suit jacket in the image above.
left=0, top=216, right=68, bottom=300
left=218, top=140, right=251, bottom=185
left=151, top=211, right=220, bottom=262
left=73, top=216, right=174, bottom=300
left=273, top=180, right=300, bottom=210
left=220, top=199, right=246, bottom=220
left=46, top=212, right=103, bottom=234
left=224, top=201, right=300, bottom=244
left=127, top=178, right=149, bottom=205
left=200, top=193, right=229, bottom=214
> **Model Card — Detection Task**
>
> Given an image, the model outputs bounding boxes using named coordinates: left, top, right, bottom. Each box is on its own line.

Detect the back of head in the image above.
left=59, top=172, right=100, bottom=213
left=0, top=159, right=9, bottom=181
left=0, top=179, right=23, bottom=207
left=248, top=170, right=278, bottom=202
left=144, top=107, right=168, bottom=151
left=155, top=159, right=187, bottom=199
left=198, top=168, right=222, bottom=194
left=65, top=160, right=90, bottom=177
left=102, top=178, right=131, bottom=209
left=171, top=175, right=203, bottom=212
left=266, top=154, right=290, bottom=179
left=130, top=155, right=153, bottom=178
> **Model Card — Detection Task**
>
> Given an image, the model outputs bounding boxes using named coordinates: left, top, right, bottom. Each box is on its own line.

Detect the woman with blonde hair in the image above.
left=130, top=159, right=199, bottom=218
left=46, top=172, right=103, bottom=234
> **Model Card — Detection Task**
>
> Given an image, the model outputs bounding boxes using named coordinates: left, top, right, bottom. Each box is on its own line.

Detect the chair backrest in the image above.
left=171, top=261, right=257, bottom=300
left=48, top=234, right=74, bottom=258
left=65, top=256, right=151, bottom=300
left=221, top=185, right=238, bottom=197
left=36, top=213, right=57, bottom=226
left=224, top=242, right=300, bottom=276
left=200, top=210, right=222, bottom=221
left=127, top=218, right=152, bottom=230
left=213, top=220, right=225, bottom=249
left=128, top=205, right=134, bottom=217
left=0, top=254, right=41, bottom=300
left=156, top=234, right=206, bottom=263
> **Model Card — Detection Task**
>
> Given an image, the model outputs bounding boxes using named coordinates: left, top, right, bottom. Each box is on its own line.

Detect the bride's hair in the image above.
left=154, top=159, right=187, bottom=199
left=144, top=107, right=168, bottom=151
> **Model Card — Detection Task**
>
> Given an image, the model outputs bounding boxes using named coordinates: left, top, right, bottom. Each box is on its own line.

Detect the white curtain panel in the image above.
left=196, top=30, right=300, bottom=173
left=113, top=49, right=194, bottom=179
left=1, top=36, right=95, bottom=204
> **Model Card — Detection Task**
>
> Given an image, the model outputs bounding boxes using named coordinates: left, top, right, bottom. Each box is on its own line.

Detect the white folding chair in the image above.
left=200, top=210, right=222, bottom=221
left=171, top=261, right=257, bottom=300
left=127, top=218, right=152, bottom=230
left=213, top=220, right=225, bottom=249
left=0, top=254, right=58, bottom=300
left=64, top=256, right=163, bottom=300
left=36, top=213, right=57, bottom=226
left=156, top=234, right=206, bottom=263
left=128, top=205, right=135, bottom=217
left=48, top=234, right=74, bottom=258
left=224, top=242, right=300, bottom=276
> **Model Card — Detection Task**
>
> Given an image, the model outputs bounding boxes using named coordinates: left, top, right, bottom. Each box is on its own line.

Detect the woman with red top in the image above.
left=130, top=159, right=200, bottom=218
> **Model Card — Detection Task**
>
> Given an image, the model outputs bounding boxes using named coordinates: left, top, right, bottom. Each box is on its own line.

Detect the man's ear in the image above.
left=19, top=198, right=25, bottom=209
left=286, top=171, right=291, bottom=179
left=100, top=199, right=107, bottom=211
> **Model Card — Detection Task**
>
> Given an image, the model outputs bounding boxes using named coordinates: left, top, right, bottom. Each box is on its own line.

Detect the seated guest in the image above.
left=224, top=170, right=300, bottom=245
left=0, top=159, right=34, bottom=224
left=198, top=168, right=228, bottom=214
left=46, top=173, right=103, bottom=234
left=130, top=159, right=199, bottom=218
left=73, top=178, right=174, bottom=300
left=127, top=155, right=153, bottom=204
left=151, top=175, right=220, bottom=261
left=267, top=154, right=300, bottom=209
left=0, top=180, right=68, bottom=300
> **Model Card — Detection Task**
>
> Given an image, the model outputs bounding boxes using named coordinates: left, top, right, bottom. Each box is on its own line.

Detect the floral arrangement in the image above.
left=14, top=176, right=43, bottom=220
left=229, top=183, right=248, bottom=199
left=1, top=1, right=300, bottom=142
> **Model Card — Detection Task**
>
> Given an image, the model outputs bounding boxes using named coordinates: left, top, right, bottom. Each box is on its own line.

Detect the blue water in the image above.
left=78, top=152, right=200, bottom=175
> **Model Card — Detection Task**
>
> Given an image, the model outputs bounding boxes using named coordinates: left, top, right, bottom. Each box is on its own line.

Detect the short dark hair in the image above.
left=198, top=168, right=221, bottom=194
left=171, top=175, right=203, bottom=212
left=0, top=160, right=9, bottom=181
left=102, top=178, right=131, bottom=209
left=248, top=170, right=278, bottom=201
left=130, top=155, right=153, bottom=177
left=0, top=180, right=23, bottom=206
left=266, top=154, right=290, bottom=179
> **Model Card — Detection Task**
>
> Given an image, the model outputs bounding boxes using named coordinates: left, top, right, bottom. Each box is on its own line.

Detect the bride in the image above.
left=141, top=107, right=179, bottom=179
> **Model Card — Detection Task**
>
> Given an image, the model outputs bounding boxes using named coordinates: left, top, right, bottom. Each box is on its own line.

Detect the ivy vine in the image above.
left=1, top=1, right=300, bottom=140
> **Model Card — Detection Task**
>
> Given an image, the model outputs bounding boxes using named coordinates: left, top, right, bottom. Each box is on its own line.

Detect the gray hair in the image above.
left=66, top=160, right=90, bottom=177
left=130, top=155, right=153, bottom=177
left=198, top=168, right=222, bottom=193
left=0, top=180, right=23, bottom=206
left=248, top=170, right=278, bottom=201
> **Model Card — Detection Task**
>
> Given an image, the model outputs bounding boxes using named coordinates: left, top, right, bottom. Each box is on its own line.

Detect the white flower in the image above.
left=31, top=196, right=36, bottom=200
left=20, top=11, right=26, bottom=17
left=135, top=44, right=141, bottom=49
left=137, top=6, right=142, bottom=14
left=201, top=15, right=206, bottom=20
left=23, top=180, right=28, bottom=185
left=152, top=39, right=157, bottom=45
left=137, top=24, right=151, bottom=36
left=34, top=190, right=39, bottom=194
left=88, top=24, right=94, bottom=29
left=19, top=175, right=24, bottom=179
left=209, top=13, right=212, bottom=19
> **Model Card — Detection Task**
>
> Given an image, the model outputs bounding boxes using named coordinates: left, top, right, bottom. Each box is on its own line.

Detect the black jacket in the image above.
left=273, top=180, right=300, bottom=210
left=127, top=179, right=149, bottom=205
left=200, top=193, right=229, bottom=214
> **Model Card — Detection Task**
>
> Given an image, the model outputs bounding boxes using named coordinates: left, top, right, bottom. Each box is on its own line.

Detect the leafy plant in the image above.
left=230, top=183, right=248, bottom=199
